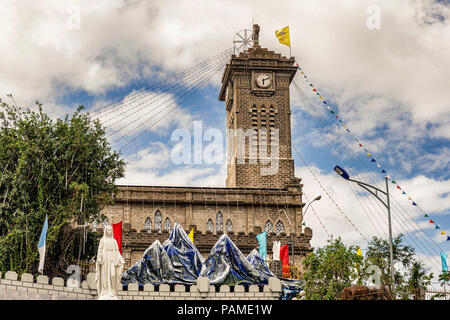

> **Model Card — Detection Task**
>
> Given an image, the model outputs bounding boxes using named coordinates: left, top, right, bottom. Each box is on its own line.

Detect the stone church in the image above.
left=102, top=25, right=313, bottom=270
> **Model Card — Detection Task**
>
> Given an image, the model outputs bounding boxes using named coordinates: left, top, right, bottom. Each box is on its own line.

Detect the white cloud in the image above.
left=295, top=164, right=447, bottom=275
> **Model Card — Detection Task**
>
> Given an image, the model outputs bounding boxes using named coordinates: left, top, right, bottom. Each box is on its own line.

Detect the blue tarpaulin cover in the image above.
left=121, top=222, right=303, bottom=299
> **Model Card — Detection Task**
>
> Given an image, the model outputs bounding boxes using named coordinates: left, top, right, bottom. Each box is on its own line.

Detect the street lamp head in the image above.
left=334, top=165, right=350, bottom=180
left=314, top=195, right=322, bottom=201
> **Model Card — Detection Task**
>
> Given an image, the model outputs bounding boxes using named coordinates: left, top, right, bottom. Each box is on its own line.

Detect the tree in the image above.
left=365, top=234, right=433, bottom=299
left=0, top=97, right=126, bottom=276
left=403, top=261, right=433, bottom=300
left=301, top=237, right=363, bottom=300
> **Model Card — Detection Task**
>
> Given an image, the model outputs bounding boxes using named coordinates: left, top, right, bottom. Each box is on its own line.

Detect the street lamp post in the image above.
left=334, top=165, right=396, bottom=298
left=303, top=195, right=322, bottom=218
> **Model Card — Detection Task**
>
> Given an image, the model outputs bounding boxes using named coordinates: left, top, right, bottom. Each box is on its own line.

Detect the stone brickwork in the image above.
left=218, top=34, right=298, bottom=190
left=0, top=271, right=283, bottom=300
left=101, top=184, right=313, bottom=269
left=0, top=271, right=95, bottom=300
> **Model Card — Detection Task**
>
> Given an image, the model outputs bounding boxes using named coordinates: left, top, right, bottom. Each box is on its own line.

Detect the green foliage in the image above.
left=438, top=270, right=450, bottom=286
left=302, top=235, right=434, bottom=300
left=363, top=234, right=433, bottom=299
left=0, top=97, right=125, bottom=275
left=301, top=237, right=363, bottom=300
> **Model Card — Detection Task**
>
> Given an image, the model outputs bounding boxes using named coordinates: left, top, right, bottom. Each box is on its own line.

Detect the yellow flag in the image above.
left=441, top=231, right=446, bottom=235
left=275, top=26, right=290, bottom=47
left=357, top=247, right=362, bottom=256
left=188, top=228, right=194, bottom=243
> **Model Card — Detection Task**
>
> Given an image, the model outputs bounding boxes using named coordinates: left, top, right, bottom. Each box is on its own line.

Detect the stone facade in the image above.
left=219, top=27, right=298, bottom=189
left=102, top=183, right=313, bottom=269
left=102, top=25, right=313, bottom=270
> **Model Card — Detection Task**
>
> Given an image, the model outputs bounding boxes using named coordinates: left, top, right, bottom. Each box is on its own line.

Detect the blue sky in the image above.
left=1, top=0, right=449, bottom=285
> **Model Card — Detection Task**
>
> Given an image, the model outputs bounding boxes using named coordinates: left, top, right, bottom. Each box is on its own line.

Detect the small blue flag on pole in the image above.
left=256, top=232, right=267, bottom=261
left=441, top=252, right=448, bottom=272
left=38, top=215, right=48, bottom=274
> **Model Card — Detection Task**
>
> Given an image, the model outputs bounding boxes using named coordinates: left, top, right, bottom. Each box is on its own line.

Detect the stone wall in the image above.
left=0, top=271, right=283, bottom=300
left=101, top=184, right=313, bottom=269
left=0, top=271, right=95, bottom=300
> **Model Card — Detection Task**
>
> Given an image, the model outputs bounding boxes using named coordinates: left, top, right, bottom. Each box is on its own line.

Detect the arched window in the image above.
left=164, top=217, right=171, bottom=232
left=216, top=212, right=223, bottom=232
left=144, top=217, right=152, bottom=232
left=102, top=217, right=109, bottom=228
left=154, top=210, right=162, bottom=232
left=226, top=219, right=233, bottom=233
left=265, top=220, right=273, bottom=234
left=206, top=219, right=214, bottom=233
left=276, top=220, right=284, bottom=235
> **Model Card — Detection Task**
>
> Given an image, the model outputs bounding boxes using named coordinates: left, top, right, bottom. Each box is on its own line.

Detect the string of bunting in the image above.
left=295, top=64, right=449, bottom=242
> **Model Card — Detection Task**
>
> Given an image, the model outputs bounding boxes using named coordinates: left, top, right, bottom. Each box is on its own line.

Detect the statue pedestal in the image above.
left=98, top=293, right=119, bottom=300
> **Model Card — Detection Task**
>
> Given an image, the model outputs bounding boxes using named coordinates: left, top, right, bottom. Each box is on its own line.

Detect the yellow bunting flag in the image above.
left=442, top=231, right=446, bottom=235
left=366, top=153, right=371, bottom=157
left=188, top=228, right=194, bottom=243
left=275, top=26, right=290, bottom=47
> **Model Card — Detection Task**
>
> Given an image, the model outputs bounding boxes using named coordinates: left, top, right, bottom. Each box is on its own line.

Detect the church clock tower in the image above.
left=219, top=24, right=299, bottom=189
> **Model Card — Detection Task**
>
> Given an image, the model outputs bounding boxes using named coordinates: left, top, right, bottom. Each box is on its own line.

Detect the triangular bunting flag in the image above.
left=366, top=153, right=371, bottom=157
left=447, top=236, right=450, bottom=241
left=392, top=180, right=396, bottom=184
left=424, top=214, right=429, bottom=218
left=430, top=219, right=435, bottom=224
left=435, top=225, right=440, bottom=230
left=397, top=185, right=401, bottom=190
left=402, top=191, right=406, bottom=194
left=313, top=88, right=317, bottom=92
left=371, top=158, right=376, bottom=162
left=381, top=170, right=386, bottom=173
left=441, top=231, right=446, bottom=235
left=412, top=202, right=417, bottom=206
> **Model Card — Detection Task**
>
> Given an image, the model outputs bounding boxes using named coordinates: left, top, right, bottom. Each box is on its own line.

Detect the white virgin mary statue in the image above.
left=95, top=225, right=125, bottom=299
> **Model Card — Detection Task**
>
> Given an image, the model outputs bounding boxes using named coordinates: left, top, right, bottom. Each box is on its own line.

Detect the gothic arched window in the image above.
left=226, top=219, right=233, bottom=233
left=276, top=220, right=284, bottom=235
left=216, top=212, right=223, bottom=232
left=154, top=210, right=162, bottom=232
left=144, top=217, right=152, bottom=232
left=265, top=220, right=273, bottom=234
left=206, top=219, right=214, bottom=233
left=164, top=217, right=171, bottom=232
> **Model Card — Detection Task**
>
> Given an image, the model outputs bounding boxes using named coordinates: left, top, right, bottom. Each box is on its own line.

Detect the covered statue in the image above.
left=95, top=225, right=125, bottom=299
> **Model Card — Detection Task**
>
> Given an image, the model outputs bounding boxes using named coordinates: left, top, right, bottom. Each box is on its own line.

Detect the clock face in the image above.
left=256, top=73, right=271, bottom=88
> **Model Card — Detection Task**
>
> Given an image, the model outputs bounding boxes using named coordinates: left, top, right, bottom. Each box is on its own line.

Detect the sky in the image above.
left=1, top=0, right=449, bottom=286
